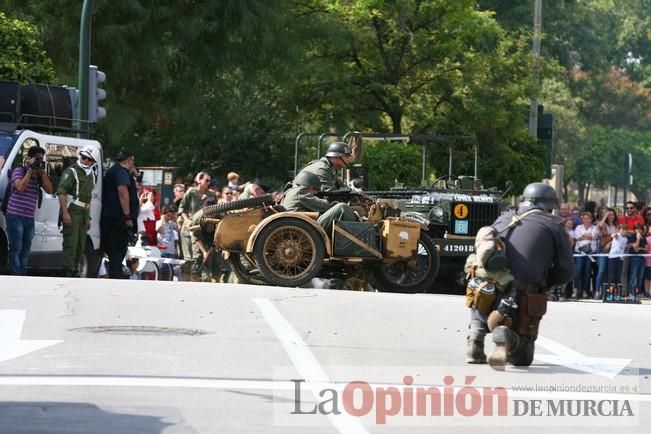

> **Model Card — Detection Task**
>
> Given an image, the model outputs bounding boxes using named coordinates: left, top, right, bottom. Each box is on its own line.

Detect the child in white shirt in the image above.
left=607, top=224, right=629, bottom=285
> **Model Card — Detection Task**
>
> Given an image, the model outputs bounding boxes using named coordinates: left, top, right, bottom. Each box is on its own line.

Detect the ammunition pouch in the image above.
left=513, top=291, right=547, bottom=337
left=465, top=278, right=496, bottom=315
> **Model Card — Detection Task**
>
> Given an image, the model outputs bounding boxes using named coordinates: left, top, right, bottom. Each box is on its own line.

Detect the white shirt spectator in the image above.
left=156, top=219, right=178, bottom=251
left=609, top=233, right=628, bottom=258
left=574, top=223, right=599, bottom=253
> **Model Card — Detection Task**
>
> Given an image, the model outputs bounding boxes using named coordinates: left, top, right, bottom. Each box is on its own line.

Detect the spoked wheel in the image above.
left=229, top=252, right=267, bottom=285
left=253, top=218, right=325, bottom=287
left=373, top=232, right=439, bottom=293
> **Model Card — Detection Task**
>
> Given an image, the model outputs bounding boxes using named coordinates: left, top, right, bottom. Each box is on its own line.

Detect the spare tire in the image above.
left=372, top=232, right=439, bottom=293
left=202, top=194, right=274, bottom=217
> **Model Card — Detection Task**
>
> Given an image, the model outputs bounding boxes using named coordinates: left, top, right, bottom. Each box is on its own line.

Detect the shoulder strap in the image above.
left=69, top=166, right=80, bottom=199
left=497, top=208, right=543, bottom=237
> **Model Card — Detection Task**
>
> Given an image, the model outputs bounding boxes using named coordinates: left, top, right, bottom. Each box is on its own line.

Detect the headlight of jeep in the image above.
left=429, top=205, right=445, bottom=222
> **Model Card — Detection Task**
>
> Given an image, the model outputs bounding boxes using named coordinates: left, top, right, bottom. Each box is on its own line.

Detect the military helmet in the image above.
left=522, top=182, right=559, bottom=211
left=293, top=170, right=321, bottom=190
left=325, top=142, right=352, bottom=158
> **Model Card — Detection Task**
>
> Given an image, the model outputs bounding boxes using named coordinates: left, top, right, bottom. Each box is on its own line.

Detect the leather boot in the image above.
left=466, top=319, right=487, bottom=364
left=466, top=339, right=487, bottom=364
left=488, top=325, right=519, bottom=371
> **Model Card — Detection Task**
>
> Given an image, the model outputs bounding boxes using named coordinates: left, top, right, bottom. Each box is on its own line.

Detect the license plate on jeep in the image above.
left=437, top=239, right=475, bottom=256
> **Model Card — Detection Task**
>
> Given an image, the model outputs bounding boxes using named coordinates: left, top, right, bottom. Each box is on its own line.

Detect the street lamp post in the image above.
left=77, top=0, right=95, bottom=135
left=528, top=0, right=543, bottom=137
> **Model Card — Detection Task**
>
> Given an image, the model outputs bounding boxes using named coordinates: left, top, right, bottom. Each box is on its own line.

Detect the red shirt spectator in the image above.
left=618, top=201, right=643, bottom=233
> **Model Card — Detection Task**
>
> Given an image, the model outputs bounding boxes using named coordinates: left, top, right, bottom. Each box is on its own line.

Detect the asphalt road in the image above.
left=0, top=276, right=649, bottom=433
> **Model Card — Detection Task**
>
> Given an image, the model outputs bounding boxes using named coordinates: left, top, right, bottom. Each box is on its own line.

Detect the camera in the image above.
left=27, top=160, right=45, bottom=170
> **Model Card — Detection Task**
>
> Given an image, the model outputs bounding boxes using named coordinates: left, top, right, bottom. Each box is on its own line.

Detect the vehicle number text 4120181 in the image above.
left=443, top=244, right=475, bottom=253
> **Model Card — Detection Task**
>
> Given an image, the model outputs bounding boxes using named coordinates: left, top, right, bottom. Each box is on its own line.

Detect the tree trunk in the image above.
left=577, top=182, right=585, bottom=206
left=563, top=179, right=570, bottom=202
left=585, top=183, right=591, bottom=202
left=389, top=110, right=402, bottom=134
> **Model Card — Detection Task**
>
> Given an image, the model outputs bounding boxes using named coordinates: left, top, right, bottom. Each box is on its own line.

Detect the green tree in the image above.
left=1, top=0, right=289, bottom=153
left=572, top=68, right=651, bottom=132
left=0, top=11, right=55, bottom=83
left=477, top=0, right=623, bottom=73
left=287, top=0, right=547, bottom=190
left=361, top=141, right=423, bottom=190
left=585, top=126, right=651, bottom=205
left=294, top=0, right=523, bottom=134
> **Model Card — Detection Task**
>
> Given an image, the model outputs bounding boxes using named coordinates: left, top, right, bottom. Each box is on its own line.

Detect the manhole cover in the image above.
left=70, top=326, right=208, bottom=336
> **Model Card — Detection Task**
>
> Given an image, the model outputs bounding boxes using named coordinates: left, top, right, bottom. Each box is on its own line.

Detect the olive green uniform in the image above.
left=301, top=157, right=342, bottom=192
left=281, top=185, right=356, bottom=236
left=189, top=208, right=223, bottom=282
left=57, top=164, right=94, bottom=276
left=178, top=187, right=218, bottom=281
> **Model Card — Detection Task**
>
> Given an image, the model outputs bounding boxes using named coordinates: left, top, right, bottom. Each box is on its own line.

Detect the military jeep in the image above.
left=194, top=194, right=439, bottom=293
left=394, top=176, right=513, bottom=257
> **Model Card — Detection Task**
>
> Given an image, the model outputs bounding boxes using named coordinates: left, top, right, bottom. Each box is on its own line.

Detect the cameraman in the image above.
left=5, top=145, right=53, bottom=275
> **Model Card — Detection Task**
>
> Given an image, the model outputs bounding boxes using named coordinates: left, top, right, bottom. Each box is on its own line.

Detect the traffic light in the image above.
left=88, top=65, right=106, bottom=122
left=537, top=113, right=553, bottom=140
left=537, top=110, right=553, bottom=178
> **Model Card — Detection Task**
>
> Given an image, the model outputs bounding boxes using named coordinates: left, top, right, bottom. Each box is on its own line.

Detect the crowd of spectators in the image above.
left=559, top=200, right=651, bottom=300
left=126, top=169, right=274, bottom=282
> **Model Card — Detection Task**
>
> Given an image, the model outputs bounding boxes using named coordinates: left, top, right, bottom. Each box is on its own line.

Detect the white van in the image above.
left=0, top=129, right=103, bottom=277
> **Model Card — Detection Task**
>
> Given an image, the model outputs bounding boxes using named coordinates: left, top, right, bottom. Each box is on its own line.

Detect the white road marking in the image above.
left=0, top=376, right=648, bottom=403
left=535, top=335, right=631, bottom=378
left=0, top=376, right=294, bottom=389
left=253, top=297, right=369, bottom=434
left=0, top=310, right=63, bottom=363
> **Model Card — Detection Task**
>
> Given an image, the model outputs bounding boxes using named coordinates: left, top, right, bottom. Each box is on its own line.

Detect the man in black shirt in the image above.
left=101, top=149, right=139, bottom=278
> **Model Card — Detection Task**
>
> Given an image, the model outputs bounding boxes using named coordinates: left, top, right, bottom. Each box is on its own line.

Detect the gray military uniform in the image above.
left=301, top=157, right=342, bottom=192
left=281, top=185, right=356, bottom=235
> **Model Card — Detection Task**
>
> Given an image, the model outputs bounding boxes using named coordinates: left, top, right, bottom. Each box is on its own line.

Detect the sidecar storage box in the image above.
left=381, top=219, right=420, bottom=259
left=333, top=221, right=381, bottom=258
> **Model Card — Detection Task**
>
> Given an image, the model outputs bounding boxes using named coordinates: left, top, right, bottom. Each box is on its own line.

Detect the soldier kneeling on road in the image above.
left=280, top=170, right=356, bottom=235
left=464, top=182, right=575, bottom=370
